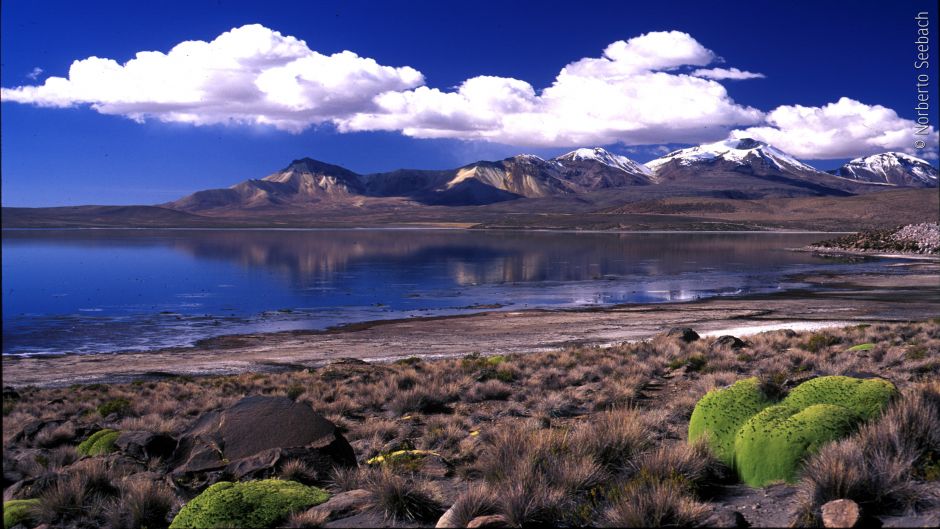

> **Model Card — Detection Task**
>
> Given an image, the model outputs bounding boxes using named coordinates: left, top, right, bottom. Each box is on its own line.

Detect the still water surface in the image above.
left=1, top=229, right=891, bottom=356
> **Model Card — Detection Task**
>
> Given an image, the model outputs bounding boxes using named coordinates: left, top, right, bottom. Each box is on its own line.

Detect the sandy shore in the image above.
left=4, top=262, right=938, bottom=387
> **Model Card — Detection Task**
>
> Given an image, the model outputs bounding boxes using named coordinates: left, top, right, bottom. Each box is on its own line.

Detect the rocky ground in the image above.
left=3, top=321, right=939, bottom=528
left=810, top=223, right=940, bottom=255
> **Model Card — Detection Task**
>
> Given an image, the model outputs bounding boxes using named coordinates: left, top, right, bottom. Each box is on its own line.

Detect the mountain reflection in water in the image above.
left=2, top=229, right=883, bottom=355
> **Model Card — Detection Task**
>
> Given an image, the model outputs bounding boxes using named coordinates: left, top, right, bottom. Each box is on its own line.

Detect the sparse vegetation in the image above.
left=2, top=321, right=938, bottom=528
left=169, top=480, right=329, bottom=528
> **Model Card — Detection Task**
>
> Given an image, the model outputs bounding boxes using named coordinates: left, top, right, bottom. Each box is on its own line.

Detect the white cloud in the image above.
left=692, top=67, right=765, bottom=80
left=2, top=25, right=931, bottom=160
left=0, top=27, right=761, bottom=144
left=342, top=31, right=764, bottom=146
left=0, top=24, right=423, bottom=132
left=735, top=97, right=939, bottom=159
left=26, top=67, right=43, bottom=80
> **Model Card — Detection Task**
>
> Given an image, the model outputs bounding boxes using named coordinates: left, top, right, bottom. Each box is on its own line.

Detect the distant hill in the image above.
left=4, top=139, right=937, bottom=230
left=164, top=138, right=935, bottom=214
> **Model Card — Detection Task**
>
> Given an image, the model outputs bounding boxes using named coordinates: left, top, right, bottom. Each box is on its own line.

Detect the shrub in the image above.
left=34, top=475, right=88, bottom=524
left=280, top=459, right=318, bottom=485
left=494, top=478, right=565, bottom=527
left=4, top=499, right=40, bottom=529
left=688, top=377, right=774, bottom=466
left=364, top=468, right=443, bottom=522
left=286, top=508, right=329, bottom=528
left=572, top=409, right=651, bottom=470
left=97, top=398, right=132, bottom=417
left=107, top=479, right=176, bottom=529
left=603, top=479, right=708, bottom=528
left=328, top=466, right=365, bottom=492
left=805, top=333, right=841, bottom=353
left=286, top=384, right=306, bottom=401
left=630, top=440, right=727, bottom=495
left=445, top=484, right=498, bottom=528
left=169, top=480, right=329, bottom=529
left=76, top=429, right=120, bottom=457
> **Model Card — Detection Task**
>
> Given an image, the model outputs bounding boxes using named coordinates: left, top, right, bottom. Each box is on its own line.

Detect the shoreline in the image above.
left=2, top=226, right=857, bottom=233
left=4, top=261, right=938, bottom=388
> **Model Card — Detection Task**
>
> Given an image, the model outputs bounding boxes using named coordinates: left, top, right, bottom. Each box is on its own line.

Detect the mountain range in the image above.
left=4, top=138, right=937, bottom=230
left=165, top=139, right=938, bottom=213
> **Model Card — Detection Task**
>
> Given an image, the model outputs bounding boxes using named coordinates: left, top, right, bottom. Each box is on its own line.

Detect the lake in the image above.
left=1, top=229, right=893, bottom=356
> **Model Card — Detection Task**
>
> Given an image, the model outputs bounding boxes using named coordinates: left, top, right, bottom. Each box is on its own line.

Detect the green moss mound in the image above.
left=169, top=479, right=329, bottom=529
left=77, top=429, right=120, bottom=456
left=4, top=499, right=39, bottom=529
left=688, top=375, right=897, bottom=487
left=846, top=343, right=875, bottom=352
left=688, top=377, right=774, bottom=465
left=781, top=375, right=897, bottom=420
left=734, top=403, right=861, bottom=486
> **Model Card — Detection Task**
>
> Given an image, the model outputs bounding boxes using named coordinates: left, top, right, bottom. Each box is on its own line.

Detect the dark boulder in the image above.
left=711, top=335, right=747, bottom=351
left=666, top=327, right=700, bottom=343
left=115, top=431, right=178, bottom=461
left=11, top=420, right=63, bottom=445
left=169, top=396, right=355, bottom=490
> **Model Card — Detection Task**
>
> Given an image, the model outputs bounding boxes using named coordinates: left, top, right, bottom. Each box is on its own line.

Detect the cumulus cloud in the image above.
left=26, top=67, right=43, bottom=80
left=0, top=24, right=423, bottom=131
left=342, top=31, right=764, bottom=146
left=691, top=67, right=765, bottom=80
left=735, top=97, right=939, bottom=159
left=2, top=25, right=930, bottom=159
left=0, top=26, right=762, bottom=145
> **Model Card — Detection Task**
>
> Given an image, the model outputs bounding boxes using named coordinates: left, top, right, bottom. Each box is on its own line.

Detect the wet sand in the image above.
left=3, top=263, right=938, bottom=387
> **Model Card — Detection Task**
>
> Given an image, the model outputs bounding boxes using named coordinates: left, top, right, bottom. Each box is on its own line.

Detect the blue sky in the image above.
left=2, top=0, right=938, bottom=206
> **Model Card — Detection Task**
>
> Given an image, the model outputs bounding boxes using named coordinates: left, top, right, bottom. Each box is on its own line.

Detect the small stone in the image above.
left=307, top=489, right=371, bottom=522
left=821, top=499, right=860, bottom=528
left=435, top=503, right=459, bottom=528
left=466, top=514, right=510, bottom=528
left=705, top=509, right=750, bottom=528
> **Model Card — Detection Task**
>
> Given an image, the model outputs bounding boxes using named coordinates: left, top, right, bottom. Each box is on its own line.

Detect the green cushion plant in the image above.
left=169, top=479, right=329, bottom=529
left=3, top=499, right=39, bottom=529
left=689, top=375, right=897, bottom=487
left=687, top=377, right=774, bottom=465
left=76, top=428, right=120, bottom=456
left=734, top=403, right=860, bottom=486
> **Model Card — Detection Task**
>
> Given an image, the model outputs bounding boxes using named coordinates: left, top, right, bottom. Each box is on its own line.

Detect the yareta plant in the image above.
left=169, top=479, right=329, bottom=529
left=689, top=375, right=897, bottom=487
left=687, top=377, right=774, bottom=466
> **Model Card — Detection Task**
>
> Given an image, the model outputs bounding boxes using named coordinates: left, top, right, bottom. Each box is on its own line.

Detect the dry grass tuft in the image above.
left=364, top=468, right=444, bottom=522
left=286, top=508, right=330, bottom=528
left=603, top=479, right=709, bottom=528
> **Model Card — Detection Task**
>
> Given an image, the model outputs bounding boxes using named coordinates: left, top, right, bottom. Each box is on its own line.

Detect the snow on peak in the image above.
left=838, top=152, right=938, bottom=185
left=510, top=154, right=545, bottom=162
left=555, top=147, right=653, bottom=176
left=646, top=138, right=815, bottom=173
left=847, top=152, right=930, bottom=166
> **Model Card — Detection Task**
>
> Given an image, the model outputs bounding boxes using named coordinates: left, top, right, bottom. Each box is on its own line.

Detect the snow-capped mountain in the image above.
left=555, top=147, right=654, bottom=177
left=830, top=152, right=939, bottom=187
left=646, top=138, right=818, bottom=177
left=166, top=141, right=936, bottom=213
